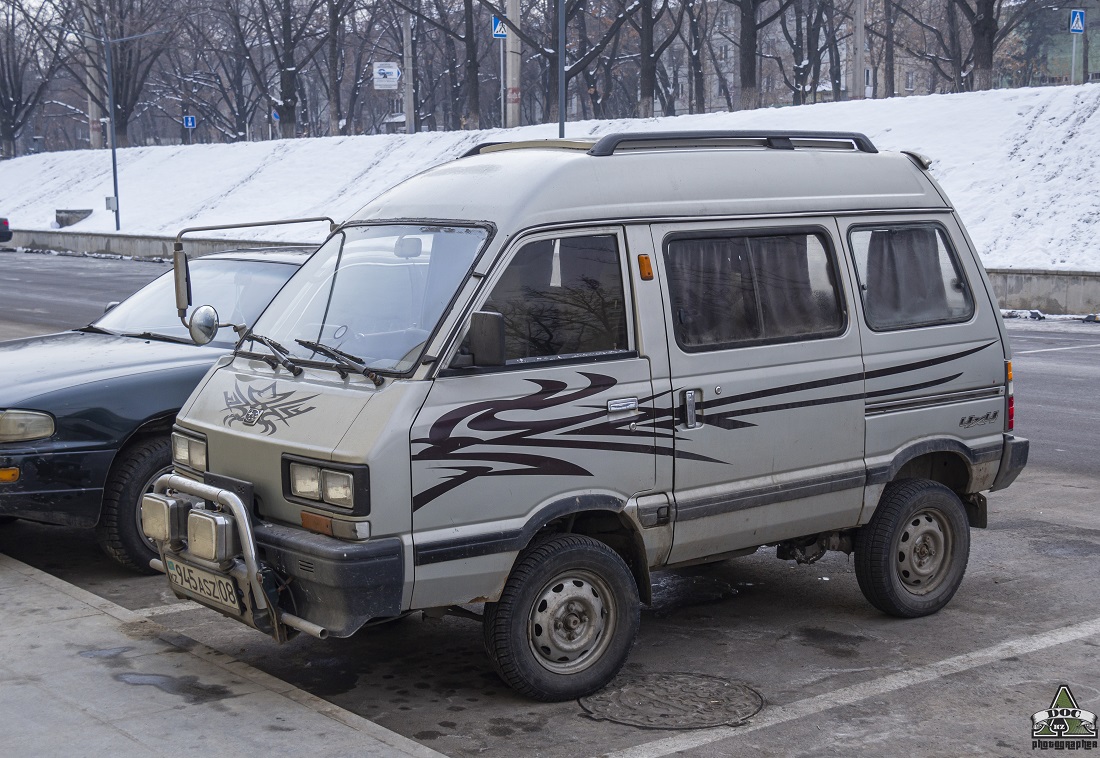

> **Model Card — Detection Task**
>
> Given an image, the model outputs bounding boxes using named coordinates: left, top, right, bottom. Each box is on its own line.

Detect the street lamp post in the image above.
left=61, top=22, right=166, bottom=231
left=558, top=0, right=565, bottom=138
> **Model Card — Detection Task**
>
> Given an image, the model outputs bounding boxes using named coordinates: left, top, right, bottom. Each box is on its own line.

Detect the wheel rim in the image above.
left=528, top=569, right=617, bottom=675
left=135, top=464, right=174, bottom=552
left=895, top=508, right=953, bottom=595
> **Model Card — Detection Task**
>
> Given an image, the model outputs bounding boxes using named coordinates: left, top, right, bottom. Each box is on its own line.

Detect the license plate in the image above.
left=164, top=557, right=242, bottom=614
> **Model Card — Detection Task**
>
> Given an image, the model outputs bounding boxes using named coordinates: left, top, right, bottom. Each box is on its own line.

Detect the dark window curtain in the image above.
left=666, top=238, right=757, bottom=347
left=866, top=227, right=947, bottom=328
left=750, top=235, right=814, bottom=338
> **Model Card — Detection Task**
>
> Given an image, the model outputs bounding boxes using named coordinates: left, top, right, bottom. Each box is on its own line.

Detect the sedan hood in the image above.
left=0, top=330, right=220, bottom=407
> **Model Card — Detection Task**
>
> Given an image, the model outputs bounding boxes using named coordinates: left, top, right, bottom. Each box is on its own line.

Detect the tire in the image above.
left=96, top=436, right=173, bottom=574
left=484, top=534, right=640, bottom=701
left=855, top=479, right=971, bottom=618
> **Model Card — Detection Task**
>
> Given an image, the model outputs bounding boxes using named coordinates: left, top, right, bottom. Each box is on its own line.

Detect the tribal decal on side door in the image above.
left=411, top=342, right=995, bottom=510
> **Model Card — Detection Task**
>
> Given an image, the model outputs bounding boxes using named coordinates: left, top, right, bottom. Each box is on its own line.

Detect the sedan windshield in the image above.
left=95, top=258, right=299, bottom=347
left=246, top=224, right=488, bottom=374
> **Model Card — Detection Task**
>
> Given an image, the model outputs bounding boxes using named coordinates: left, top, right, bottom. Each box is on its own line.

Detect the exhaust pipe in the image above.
left=278, top=611, right=329, bottom=639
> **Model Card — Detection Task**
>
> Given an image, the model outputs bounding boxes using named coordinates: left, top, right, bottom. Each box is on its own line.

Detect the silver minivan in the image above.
left=144, top=131, right=1028, bottom=701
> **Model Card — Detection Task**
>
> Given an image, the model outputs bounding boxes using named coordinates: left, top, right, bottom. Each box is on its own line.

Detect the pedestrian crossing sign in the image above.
left=1070, top=9, right=1085, bottom=34
left=492, top=16, right=507, bottom=39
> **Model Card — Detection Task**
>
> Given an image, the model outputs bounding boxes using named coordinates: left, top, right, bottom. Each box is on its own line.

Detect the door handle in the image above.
left=681, top=389, right=702, bottom=429
left=607, top=397, right=639, bottom=413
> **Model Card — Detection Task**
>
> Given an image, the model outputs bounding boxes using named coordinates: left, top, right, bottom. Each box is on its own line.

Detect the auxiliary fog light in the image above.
left=187, top=510, right=239, bottom=562
left=141, top=493, right=192, bottom=543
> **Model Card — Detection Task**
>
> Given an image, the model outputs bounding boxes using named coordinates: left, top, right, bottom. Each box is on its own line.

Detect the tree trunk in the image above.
left=969, top=0, right=997, bottom=90
left=638, top=0, right=655, bottom=118
left=327, top=1, right=344, bottom=136
left=464, top=0, right=480, bottom=129
left=688, top=4, right=706, bottom=113
left=738, top=1, right=759, bottom=110
left=884, top=0, right=895, bottom=97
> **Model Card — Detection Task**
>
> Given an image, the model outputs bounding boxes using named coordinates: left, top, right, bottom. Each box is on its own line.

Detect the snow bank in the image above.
left=2, top=84, right=1099, bottom=271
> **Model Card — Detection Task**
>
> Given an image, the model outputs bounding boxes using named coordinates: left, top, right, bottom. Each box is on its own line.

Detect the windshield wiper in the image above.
left=242, top=332, right=303, bottom=376
left=119, top=331, right=194, bottom=345
left=295, top=338, right=384, bottom=386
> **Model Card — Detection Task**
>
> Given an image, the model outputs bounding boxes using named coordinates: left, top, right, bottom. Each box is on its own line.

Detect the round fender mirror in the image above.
left=187, top=304, right=220, bottom=345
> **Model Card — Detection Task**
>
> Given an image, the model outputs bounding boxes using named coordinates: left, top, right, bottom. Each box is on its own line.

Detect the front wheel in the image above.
left=483, top=534, right=640, bottom=701
left=855, top=479, right=971, bottom=618
left=96, top=436, right=172, bottom=574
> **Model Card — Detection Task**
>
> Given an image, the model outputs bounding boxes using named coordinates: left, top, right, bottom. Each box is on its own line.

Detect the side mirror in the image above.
left=173, top=243, right=192, bottom=319
left=187, top=304, right=220, bottom=345
left=470, top=311, right=505, bottom=367
left=103, top=301, right=120, bottom=313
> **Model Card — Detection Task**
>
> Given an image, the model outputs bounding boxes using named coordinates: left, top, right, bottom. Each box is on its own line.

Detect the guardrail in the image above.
left=6, top=229, right=313, bottom=260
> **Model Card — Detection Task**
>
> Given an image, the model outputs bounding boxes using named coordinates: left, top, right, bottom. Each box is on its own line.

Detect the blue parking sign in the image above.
left=1070, top=9, right=1085, bottom=34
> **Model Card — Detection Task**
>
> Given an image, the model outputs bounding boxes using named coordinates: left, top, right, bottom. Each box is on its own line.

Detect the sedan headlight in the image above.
left=171, top=431, right=207, bottom=472
left=0, top=410, right=55, bottom=443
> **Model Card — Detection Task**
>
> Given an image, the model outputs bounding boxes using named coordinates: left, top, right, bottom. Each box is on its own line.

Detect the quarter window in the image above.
left=482, top=234, right=628, bottom=363
left=849, top=224, right=974, bottom=331
left=664, top=231, right=845, bottom=351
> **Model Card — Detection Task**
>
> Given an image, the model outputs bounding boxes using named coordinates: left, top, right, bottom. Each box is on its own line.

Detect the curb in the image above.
left=0, top=553, right=447, bottom=758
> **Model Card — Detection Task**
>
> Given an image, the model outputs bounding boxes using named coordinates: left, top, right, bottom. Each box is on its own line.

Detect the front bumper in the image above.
left=0, top=449, right=114, bottom=526
left=146, top=474, right=403, bottom=641
left=989, top=434, right=1029, bottom=492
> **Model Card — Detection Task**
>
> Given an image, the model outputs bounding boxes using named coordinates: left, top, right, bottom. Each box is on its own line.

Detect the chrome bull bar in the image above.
left=149, top=474, right=329, bottom=640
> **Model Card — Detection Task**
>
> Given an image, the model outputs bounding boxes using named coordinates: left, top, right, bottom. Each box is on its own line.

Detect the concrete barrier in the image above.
left=6, top=230, right=1098, bottom=315
left=7, top=229, right=314, bottom=259
left=985, top=268, right=1100, bottom=315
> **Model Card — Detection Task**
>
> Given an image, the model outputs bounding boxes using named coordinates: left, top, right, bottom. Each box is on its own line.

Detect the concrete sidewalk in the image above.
left=0, top=553, right=446, bottom=758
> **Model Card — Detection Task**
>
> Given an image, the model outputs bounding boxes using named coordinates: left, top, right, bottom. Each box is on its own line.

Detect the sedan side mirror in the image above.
left=103, top=301, right=120, bottom=314
left=470, top=311, right=505, bottom=367
left=187, top=304, right=220, bottom=345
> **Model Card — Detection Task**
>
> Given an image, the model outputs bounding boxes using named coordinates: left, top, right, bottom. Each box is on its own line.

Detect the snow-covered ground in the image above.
left=1, top=84, right=1099, bottom=271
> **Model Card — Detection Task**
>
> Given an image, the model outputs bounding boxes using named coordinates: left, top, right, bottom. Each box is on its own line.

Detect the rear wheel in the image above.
left=484, top=534, right=640, bottom=701
left=96, top=436, right=172, bottom=574
left=855, top=479, right=970, bottom=618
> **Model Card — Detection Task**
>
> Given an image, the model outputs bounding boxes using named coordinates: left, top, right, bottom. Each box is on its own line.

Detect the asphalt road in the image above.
left=0, top=250, right=169, bottom=338
left=1, top=251, right=1098, bottom=757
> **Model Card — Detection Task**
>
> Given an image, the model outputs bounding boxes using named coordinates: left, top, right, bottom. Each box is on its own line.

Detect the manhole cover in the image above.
left=579, top=672, right=764, bottom=730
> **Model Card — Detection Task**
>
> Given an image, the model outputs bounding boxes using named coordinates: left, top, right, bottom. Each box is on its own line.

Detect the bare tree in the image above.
left=0, top=1, right=71, bottom=157
left=57, top=0, right=179, bottom=147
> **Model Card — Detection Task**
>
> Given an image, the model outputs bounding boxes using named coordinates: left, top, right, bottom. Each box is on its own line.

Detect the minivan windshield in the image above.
left=245, top=223, right=488, bottom=374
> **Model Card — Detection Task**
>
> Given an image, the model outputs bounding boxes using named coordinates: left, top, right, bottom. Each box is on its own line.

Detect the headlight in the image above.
left=171, top=431, right=207, bottom=472
left=0, top=410, right=55, bottom=443
left=322, top=470, right=354, bottom=508
left=289, top=462, right=322, bottom=500
left=285, top=458, right=364, bottom=511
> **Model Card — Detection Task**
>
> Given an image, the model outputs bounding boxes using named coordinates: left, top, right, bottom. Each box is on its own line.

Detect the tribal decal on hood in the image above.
left=222, top=380, right=318, bottom=436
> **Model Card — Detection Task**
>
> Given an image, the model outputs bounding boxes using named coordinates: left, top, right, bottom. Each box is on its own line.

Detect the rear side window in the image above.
left=482, top=234, right=628, bottom=362
left=664, top=231, right=845, bottom=351
left=849, top=224, right=974, bottom=331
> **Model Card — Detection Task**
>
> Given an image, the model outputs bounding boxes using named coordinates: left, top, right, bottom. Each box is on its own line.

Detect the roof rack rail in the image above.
left=460, top=139, right=594, bottom=158
left=586, top=130, right=878, bottom=156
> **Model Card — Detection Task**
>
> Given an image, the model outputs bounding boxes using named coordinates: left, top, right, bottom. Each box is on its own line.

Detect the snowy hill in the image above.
left=2, top=84, right=1099, bottom=271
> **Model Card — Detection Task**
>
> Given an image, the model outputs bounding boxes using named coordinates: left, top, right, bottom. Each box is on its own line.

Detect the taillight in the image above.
left=1006, top=361, right=1014, bottom=431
